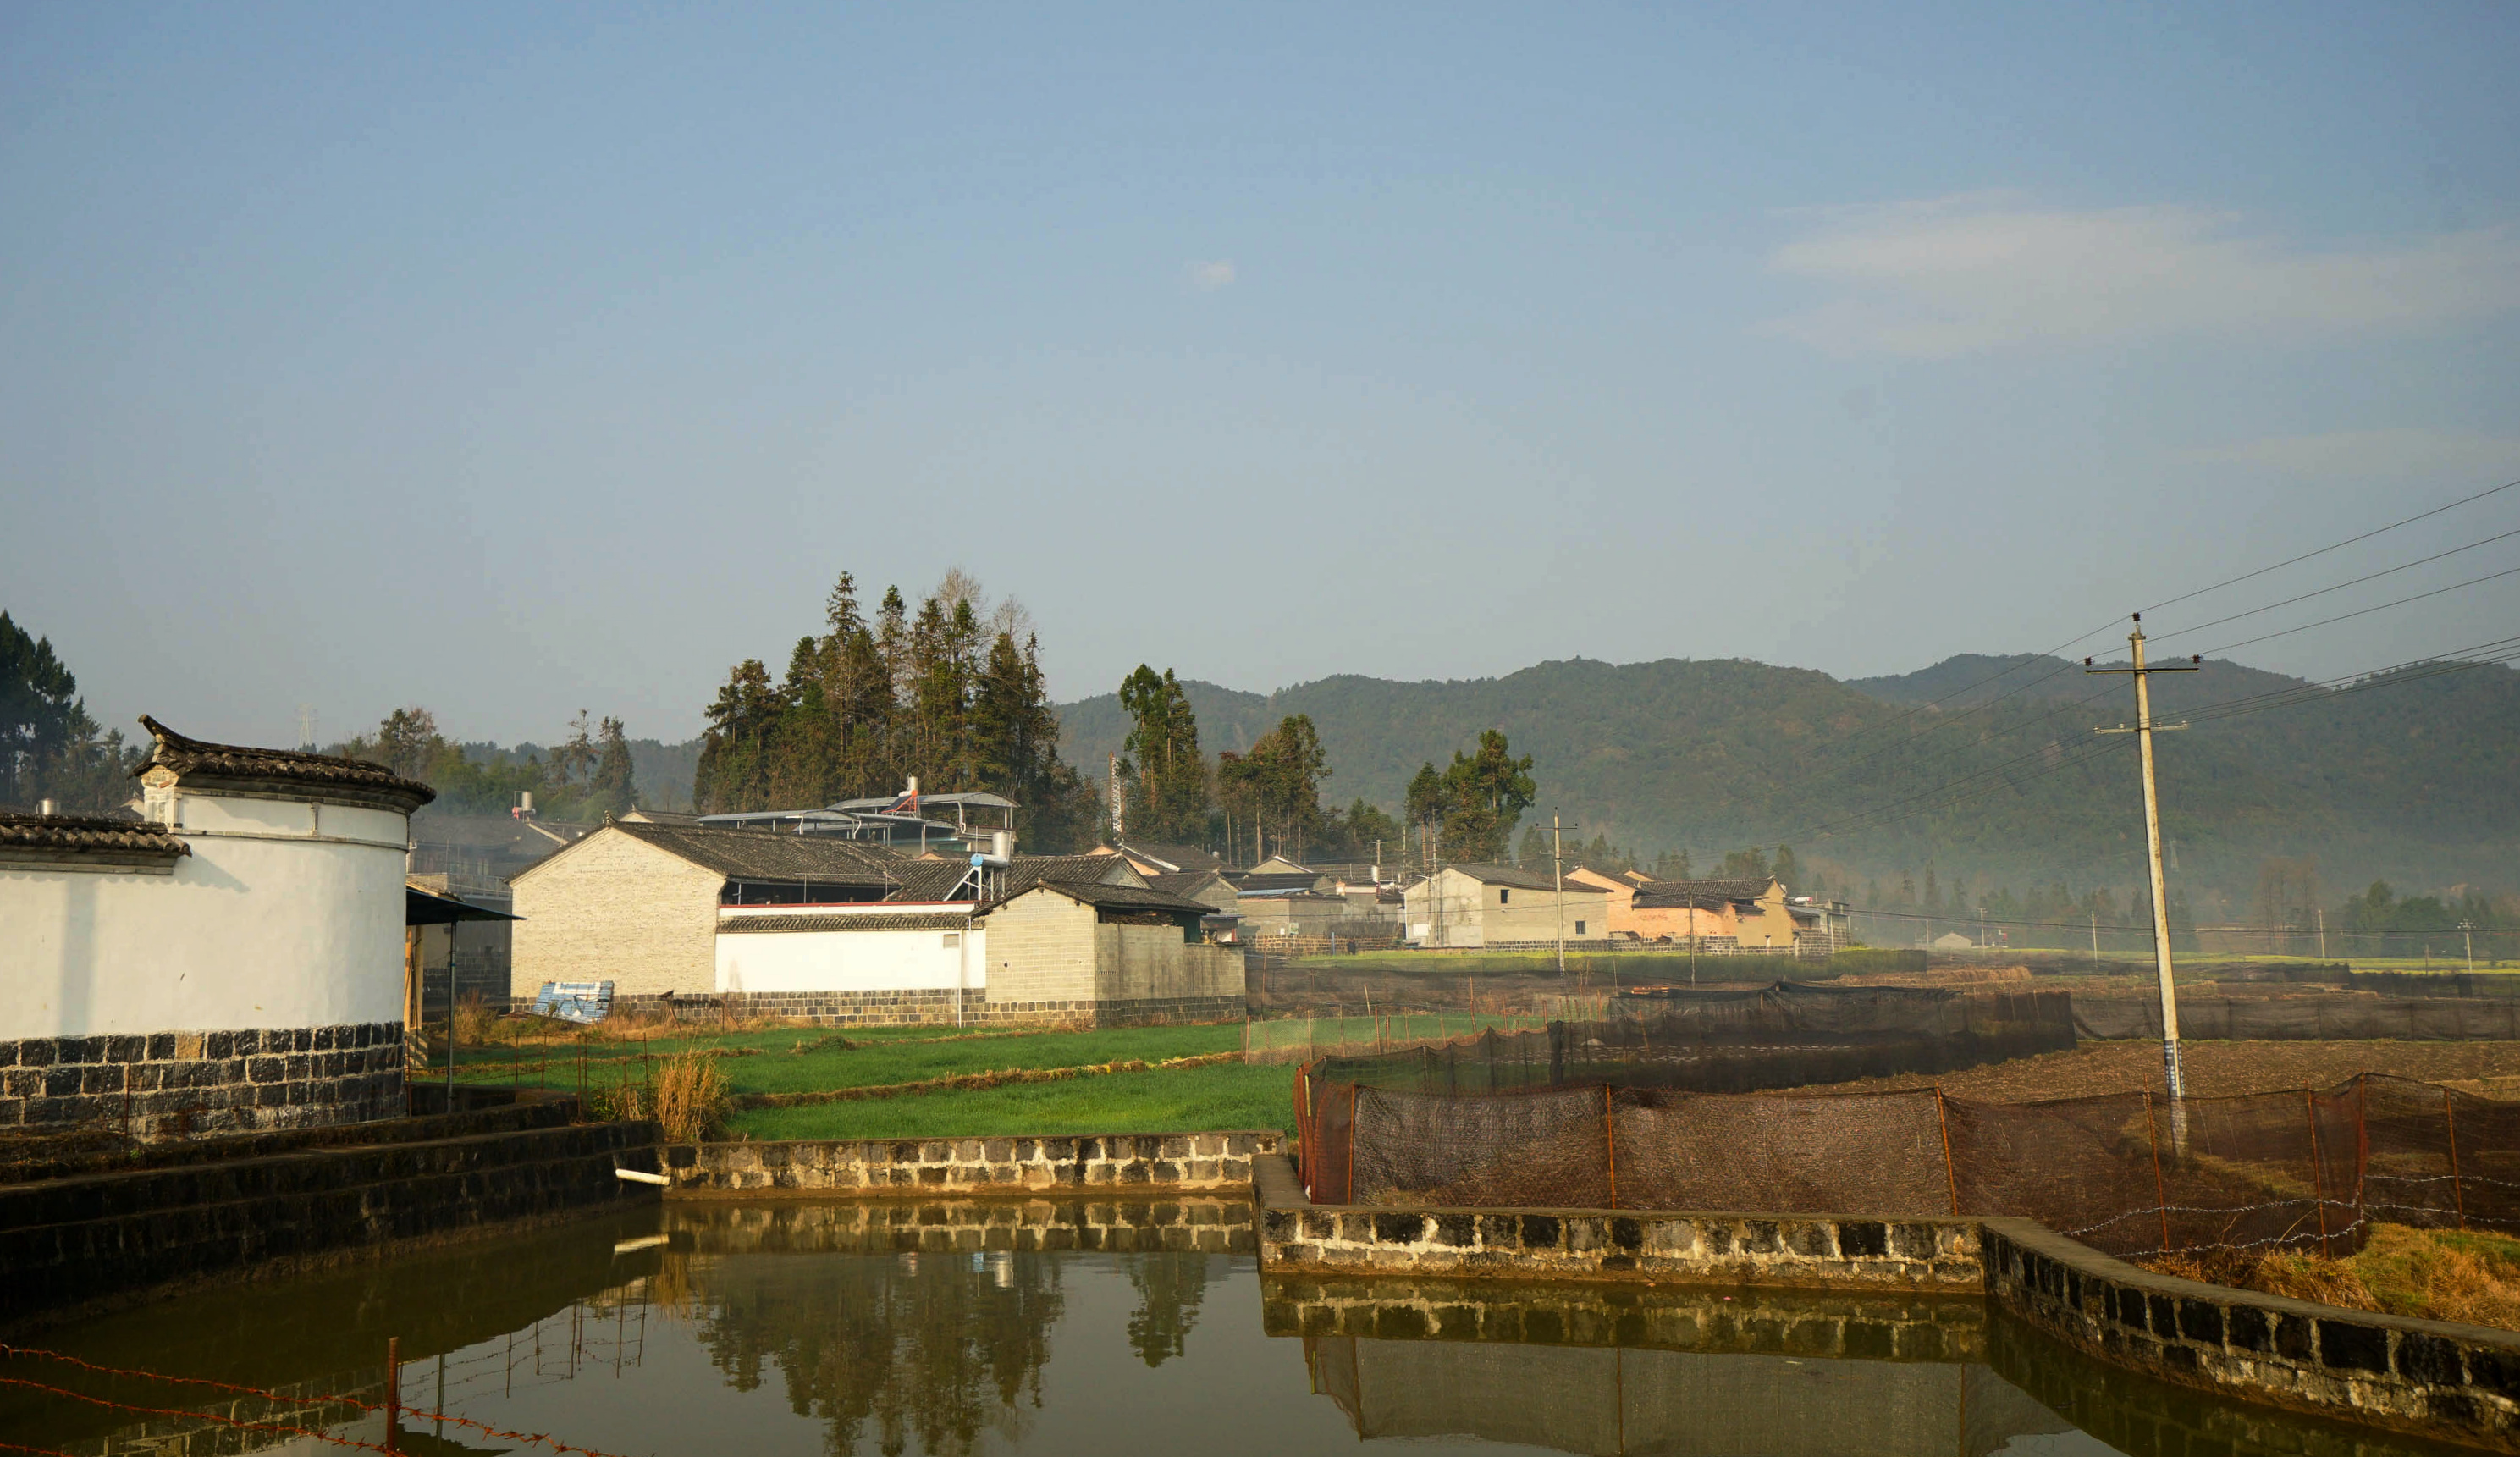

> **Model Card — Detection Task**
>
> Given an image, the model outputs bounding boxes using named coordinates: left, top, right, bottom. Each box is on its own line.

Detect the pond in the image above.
left=0, top=1198, right=2474, bottom=1457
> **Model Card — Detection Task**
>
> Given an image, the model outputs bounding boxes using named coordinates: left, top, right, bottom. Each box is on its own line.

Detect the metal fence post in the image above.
left=2445, top=1085, right=2469, bottom=1232
left=2142, top=1091, right=2173, bottom=1255
left=2304, top=1086, right=2330, bottom=1257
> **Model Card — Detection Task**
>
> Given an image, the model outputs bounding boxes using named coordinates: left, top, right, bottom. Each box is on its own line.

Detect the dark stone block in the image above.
left=1479, top=1215, right=1519, bottom=1248
left=2145, top=1294, right=2176, bottom=1338
left=1889, top=1222, right=1938, bottom=1259
left=1435, top=1213, right=1477, bottom=1248
left=2226, top=1305, right=2272, bottom=1353
left=2162, top=1343, right=2202, bottom=1372
left=2469, top=1346, right=2520, bottom=1399
left=1119, top=1161, right=1151, bottom=1184
left=19, top=1040, right=55, bottom=1067
left=42, top=1068, right=81, bottom=1098
left=2397, top=1332, right=2463, bottom=1386
left=146, top=1034, right=177, bottom=1061
left=2177, top=1300, right=2224, bottom=1345
left=2275, top=1314, right=2315, bottom=1362
left=2317, top=1319, right=2388, bottom=1373
left=665, top=1145, right=697, bottom=1168
left=1374, top=1212, right=1426, bottom=1244
left=1519, top=1214, right=1562, bottom=1249
left=1611, top=1217, right=1643, bottom=1252
left=0, top=1041, right=14, bottom=1068
left=1839, top=1221, right=1888, bottom=1258
left=1742, top=1221, right=1782, bottom=1255
left=227, top=1031, right=254, bottom=1056
left=314, top=1027, right=335, bottom=1051
left=1844, top=1322, right=1897, bottom=1360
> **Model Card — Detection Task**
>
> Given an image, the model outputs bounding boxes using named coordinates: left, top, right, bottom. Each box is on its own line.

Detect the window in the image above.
left=1575, top=921, right=1586, bottom=935
left=942, top=932, right=962, bottom=949
left=1499, top=888, right=1510, bottom=904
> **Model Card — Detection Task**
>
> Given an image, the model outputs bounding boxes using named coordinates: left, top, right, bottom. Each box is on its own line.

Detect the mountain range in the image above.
left=1052, top=654, right=2520, bottom=913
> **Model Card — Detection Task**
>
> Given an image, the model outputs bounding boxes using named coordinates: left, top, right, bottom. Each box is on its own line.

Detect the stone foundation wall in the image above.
left=612, top=991, right=1245, bottom=1029
left=1982, top=1219, right=2520, bottom=1447
left=1253, top=1155, right=1980, bottom=1289
left=666, top=1195, right=1256, bottom=1255
left=0, top=1112, right=661, bottom=1320
left=0, top=1023, right=404, bottom=1141
left=1262, top=1272, right=1987, bottom=1359
left=662, top=1130, right=1281, bottom=1196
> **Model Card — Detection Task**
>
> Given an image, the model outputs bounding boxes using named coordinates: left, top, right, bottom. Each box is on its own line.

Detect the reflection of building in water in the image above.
left=1305, top=1338, right=2081, bottom=1457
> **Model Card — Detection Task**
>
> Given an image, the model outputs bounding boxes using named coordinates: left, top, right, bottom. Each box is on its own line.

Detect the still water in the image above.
left=0, top=1198, right=2471, bottom=1457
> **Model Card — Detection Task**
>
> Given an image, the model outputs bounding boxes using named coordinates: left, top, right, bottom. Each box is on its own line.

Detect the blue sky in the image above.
left=4, top=3, right=2517, bottom=748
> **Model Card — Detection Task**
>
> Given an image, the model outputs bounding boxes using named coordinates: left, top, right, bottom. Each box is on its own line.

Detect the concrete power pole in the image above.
left=2462, top=919, right=2476, bottom=973
left=1552, top=812, right=1567, bottom=986
left=2088, top=615, right=2201, bottom=1100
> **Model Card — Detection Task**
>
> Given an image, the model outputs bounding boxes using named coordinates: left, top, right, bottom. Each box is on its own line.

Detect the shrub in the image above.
left=650, top=1052, right=732, bottom=1144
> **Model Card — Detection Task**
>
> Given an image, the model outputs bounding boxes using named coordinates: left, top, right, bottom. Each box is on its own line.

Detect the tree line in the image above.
left=691, top=570, right=1102, bottom=851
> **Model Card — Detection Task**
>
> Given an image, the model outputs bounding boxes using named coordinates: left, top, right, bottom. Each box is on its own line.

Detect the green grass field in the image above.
left=727, top=1061, right=1301, bottom=1141
left=449, top=1021, right=1243, bottom=1096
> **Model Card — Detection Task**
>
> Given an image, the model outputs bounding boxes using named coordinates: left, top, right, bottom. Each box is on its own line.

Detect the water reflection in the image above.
left=0, top=1198, right=2479, bottom=1457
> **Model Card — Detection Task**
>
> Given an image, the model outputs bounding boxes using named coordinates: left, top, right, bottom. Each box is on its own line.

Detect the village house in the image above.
left=511, top=825, right=1235, bottom=1025
left=0, top=718, right=432, bottom=1138
left=1092, top=839, right=1229, bottom=877
left=1402, top=863, right=1612, bottom=949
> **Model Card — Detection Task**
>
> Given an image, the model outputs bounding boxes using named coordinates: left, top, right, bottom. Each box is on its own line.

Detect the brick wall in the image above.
left=0, top=1023, right=404, bottom=1140
left=663, top=1130, right=1282, bottom=1195
left=1093, top=922, right=1245, bottom=1001
left=975, top=891, right=1098, bottom=1002
left=510, top=830, right=720, bottom=998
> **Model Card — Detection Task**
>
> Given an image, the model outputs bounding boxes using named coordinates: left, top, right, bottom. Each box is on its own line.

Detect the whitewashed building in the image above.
left=0, top=717, right=433, bottom=1138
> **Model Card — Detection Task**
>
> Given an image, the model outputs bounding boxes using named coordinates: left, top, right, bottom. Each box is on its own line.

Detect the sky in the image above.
left=5, top=2, right=2518, bottom=748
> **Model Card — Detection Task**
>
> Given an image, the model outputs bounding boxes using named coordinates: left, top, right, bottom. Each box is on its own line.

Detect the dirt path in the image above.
left=1788, top=1039, right=2520, bottom=1101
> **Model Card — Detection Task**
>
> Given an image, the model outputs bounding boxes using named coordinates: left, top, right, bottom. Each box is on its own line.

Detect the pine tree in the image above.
left=1117, top=665, right=1210, bottom=842
left=587, top=716, right=637, bottom=817
left=1434, top=729, right=1535, bottom=863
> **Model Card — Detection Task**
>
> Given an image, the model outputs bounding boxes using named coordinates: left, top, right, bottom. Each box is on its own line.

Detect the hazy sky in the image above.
left=6, top=3, right=2518, bottom=748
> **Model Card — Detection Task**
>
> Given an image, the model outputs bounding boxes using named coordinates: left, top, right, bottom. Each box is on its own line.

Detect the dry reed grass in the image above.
left=2146, top=1224, right=2520, bottom=1329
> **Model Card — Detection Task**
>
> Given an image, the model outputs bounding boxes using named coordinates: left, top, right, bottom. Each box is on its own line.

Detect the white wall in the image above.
left=0, top=792, right=411, bottom=1040
left=714, top=919, right=985, bottom=995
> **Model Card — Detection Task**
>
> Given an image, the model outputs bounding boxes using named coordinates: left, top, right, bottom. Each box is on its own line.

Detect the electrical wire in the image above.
left=2146, top=527, right=2520, bottom=643
left=2137, top=476, right=2520, bottom=616
left=2184, top=563, right=2520, bottom=657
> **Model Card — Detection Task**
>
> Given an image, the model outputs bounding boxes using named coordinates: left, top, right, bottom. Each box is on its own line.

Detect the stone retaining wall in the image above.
left=1983, top=1218, right=2520, bottom=1448
left=662, top=1130, right=1280, bottom=1196
left=666, top=1195, right=1256, bottom=1255
left=612, top=991, right=1245, bottom=1029
left=1262, top=1272, right=1986, bottom=1359
left=0, top=1114, right=662, bottom=1321
left=1253, top=1155, right=1979, bottom=1289
left=0, top=1023, right=405, bottom=1140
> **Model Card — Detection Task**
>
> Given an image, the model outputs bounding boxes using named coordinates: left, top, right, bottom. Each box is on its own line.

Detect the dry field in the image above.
left=1789, top=1038, right=2520, bottom=1101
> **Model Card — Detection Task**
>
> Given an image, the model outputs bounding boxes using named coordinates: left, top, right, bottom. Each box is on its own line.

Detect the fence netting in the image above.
left=1299, top=1071, right=2520, bottom=1259
left=2073, top=996, right=2520, bottom=1041
left=1299, top=983, right=2075, bottom=1096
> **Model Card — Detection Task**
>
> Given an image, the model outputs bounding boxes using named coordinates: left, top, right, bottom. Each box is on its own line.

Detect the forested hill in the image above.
left=1056, top=654, right=2520, bottom=901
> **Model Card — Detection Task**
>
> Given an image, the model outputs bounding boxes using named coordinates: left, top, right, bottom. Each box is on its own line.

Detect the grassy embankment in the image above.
left=2150, top=1224, right=2520, bottom=1328
left=444, top=1016, right=1296, bottom=1140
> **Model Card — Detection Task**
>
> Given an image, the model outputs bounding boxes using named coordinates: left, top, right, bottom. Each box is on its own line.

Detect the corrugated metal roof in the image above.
left=611, top=822, right=907, bottom=881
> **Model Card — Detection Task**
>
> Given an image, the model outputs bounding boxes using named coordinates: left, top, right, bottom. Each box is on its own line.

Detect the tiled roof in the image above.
left=1646, top=875, right=1778, bottom=901
left=719, top=911, right=970, bottom=934
left=1148, top=869, right=1233, bottom=898
left=1438, top=863, right=1608, bottom=893
left=1630, top=877, right=1778, bottom=911
left=881, top=853, right=1139, bottom=905
left=1232, top=871, right=1328, bottom=893
left=610, top=822, right=906, bottom=882
left=989, top=880, right=1216, bottom=916
left=1104, top=840, right=1225, bottom=873
left=0, top=811, right=190, bottom=860
left=135, top=715, right=435, bottom=811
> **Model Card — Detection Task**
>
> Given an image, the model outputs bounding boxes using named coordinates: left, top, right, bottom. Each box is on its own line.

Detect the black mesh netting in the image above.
left=1298, top=1071, right=2520, bottom=1258
left=2074, top=996, right=2520, bottom=1041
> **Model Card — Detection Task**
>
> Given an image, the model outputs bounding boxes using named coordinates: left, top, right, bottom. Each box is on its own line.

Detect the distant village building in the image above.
left=0, top=718, right=432, bottom=1138
left=1403, top=864, right=1611, bottom=948
left=696, top=783, right=1013, bottom=855
left=1093, top=840, right=1228, bottom=877
left=1622, top=875, right=1851, bottom=954
left=511, top=825, right=1238, bottom=1025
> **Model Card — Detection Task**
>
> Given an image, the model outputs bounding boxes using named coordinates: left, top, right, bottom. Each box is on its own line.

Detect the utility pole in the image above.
left=1552, top=812, right=1568, bottom=990
left=2462, top=919, right=2476, bottom=973
left=2091, top=911, right=2099, bottom=970
left=2088, top=615, right=2200, bottom=1100
left=2317, top=907, right=2327, bottom=960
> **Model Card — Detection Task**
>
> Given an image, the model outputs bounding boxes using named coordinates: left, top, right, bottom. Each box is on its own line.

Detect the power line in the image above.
left=2146, top=526, right=2520, bottom=643
left=2138, top=475, right=2520, bottom=616
left=2188, top=562, right=2520, bottom=657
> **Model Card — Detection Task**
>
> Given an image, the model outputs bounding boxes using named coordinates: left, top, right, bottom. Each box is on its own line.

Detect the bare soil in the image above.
left=1785, top=1039, right=2520, bottom=1102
